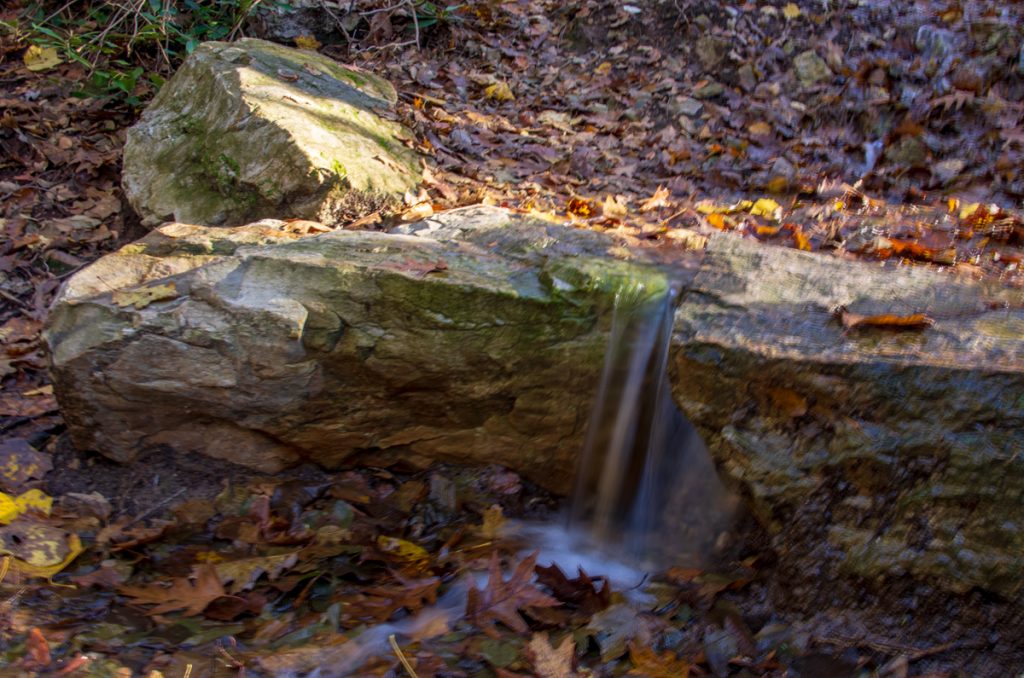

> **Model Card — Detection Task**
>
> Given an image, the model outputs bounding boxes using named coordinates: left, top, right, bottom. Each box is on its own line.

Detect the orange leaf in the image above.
left=793, top=229, right=812, bottom=251
left=566, top=198, right=594, bottom=218
left=838, top=311, right=934, bottom=331
left=706, top=213, right=728, bottom=230
left=639, top=186, right=671, bottom=212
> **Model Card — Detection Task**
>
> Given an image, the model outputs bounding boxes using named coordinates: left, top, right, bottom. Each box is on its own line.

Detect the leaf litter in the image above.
left=2, top=0, right=1024, bottom=674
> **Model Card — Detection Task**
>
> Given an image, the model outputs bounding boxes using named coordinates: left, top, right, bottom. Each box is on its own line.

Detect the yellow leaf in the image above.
left=377, top=535, right=430, bottom=573
left=23, top=45, right=62, bottom=72
left=601, top=195, right=629, bottom=219
left=1, top=527, right=82, bottom=580
left=696, top=200, right=751, bottom=215
left=294, top=34, right=322, bottom=51
left=111, top=283, right=179, bottom=309
left=0, top=489, right=53, bottom=524
left=639, top=185, right=671, bottom=212
left=484, top=81, right=515, bottom=102
left=958, top=202, right=982, bottom=220
left=594, top=61, right=613, bottom=76
left=748, top=121, right=772, bottom=136
left=782, top=2, right=802, bottom=19
left=749, top=198, right=782, bottom=220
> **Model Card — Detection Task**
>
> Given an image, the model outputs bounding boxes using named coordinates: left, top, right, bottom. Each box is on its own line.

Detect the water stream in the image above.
left=567, top=285, right=735, bottom=567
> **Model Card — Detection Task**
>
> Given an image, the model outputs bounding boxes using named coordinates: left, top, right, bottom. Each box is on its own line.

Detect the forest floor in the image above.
left=1, top=0, right=1024, bottom=675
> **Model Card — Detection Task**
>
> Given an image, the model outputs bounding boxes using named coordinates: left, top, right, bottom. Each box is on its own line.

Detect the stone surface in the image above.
left=672, top=235, right=1024, bottom=596
left=44, top=207, right=677, bottom=490
left=793, top=50, right=832, bottom=87
left=45, top=207, right=1024, bottom=595
left=122, top=38, right=421, bottom=228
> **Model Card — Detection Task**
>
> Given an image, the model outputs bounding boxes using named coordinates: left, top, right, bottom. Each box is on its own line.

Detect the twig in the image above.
left=389, top=633, right=418, bottom=677
left=125, top=487, right=186, bottom=525
left=407, top=0, right=420, bottom=49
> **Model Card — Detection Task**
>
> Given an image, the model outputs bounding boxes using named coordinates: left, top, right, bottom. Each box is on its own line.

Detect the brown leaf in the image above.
left=627, top=641, right=689, bottom=678
left=535, top=562, right=610, bottom=614
left=466, top=551, right=560, bottom=638
left=528, top=632, right=575, bottom=678
left=118, top=563, right=227, bottom=616
left=838, top=311, right=934, bottom=331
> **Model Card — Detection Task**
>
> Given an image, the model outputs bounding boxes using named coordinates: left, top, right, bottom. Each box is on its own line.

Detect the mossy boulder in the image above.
left=122, top=38, right=422, bottom=228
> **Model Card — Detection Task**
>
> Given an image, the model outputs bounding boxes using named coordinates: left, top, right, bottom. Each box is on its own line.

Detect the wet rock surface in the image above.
left=122, top=38, right=422, bottom=228
left=46, top=206, right=1024, bottom=595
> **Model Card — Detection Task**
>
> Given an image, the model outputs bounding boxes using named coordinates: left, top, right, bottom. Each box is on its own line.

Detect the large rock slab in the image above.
left=45, top=206, right=1024, bottom=594
left=122, top=38, right=422, bottom=228
left=672, top=235, right=1024, bottom=595
left=43, top=207, right=674, bottom=488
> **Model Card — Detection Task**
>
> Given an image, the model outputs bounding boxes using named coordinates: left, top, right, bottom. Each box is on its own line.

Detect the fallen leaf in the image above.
left=119, top=563, right=227, bottom=616
left=567, top=198, right=594, bottom=218
left=0, top=488, right=53, bottom=524
left=0, top=522, right=83, bottom=579
left=793, top=229, right=812, bottom=251
left=23, top=45, right=62, bottom=72
left=601, top=195, right=629, bottom=219
left=376, top=535, right=431, bottom=574
left=767, top=388, right=808, bottom=418
left=528, top=632, right=575, bottom=678
left=294, top=35, right=322, bottom=50
left=213, top=552, right=299, bottom=593
left=25, top=628, right=51, bottom=668
left=838, top=310, right=934, bottom=331
left=535, top=562, right=610, bottom=614
left=467, top=551, right=560, bottom=638
left=707, top=213, right=728, bottom=230
left=0, top=439, right=52, bottom=493
left=639, top=186, right=671, bottom=212
left=484, top=81, right=515, bottom=102
left=748, top=121, right=772, bottom=136
left=627, top=641, right=690, bottom=677
left=111, top=283, right=179, bottom=309
left=782, top=2, right=802, bottom=19
left=750, top=198, right=782, bottom=220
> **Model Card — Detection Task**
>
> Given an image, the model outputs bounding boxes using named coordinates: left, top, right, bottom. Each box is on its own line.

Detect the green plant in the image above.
left=18, top=0, right=265, bottom=104
left=411, top=0, right=465, bottom=30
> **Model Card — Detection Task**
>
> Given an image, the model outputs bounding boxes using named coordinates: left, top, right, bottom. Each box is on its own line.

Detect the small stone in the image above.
left=675, top=97, right=704, bottom=117
left=793, top=50, right=832, bottom=88
left=737, top=63, right=758, bottom=92
left=932, top=158, right=966, bottom=185
left=695, top=35, right=730, bottom=71
left=915, top=24, right=956, bottom=61
left=691, top=80, right=725, bottom=99
left=884, top=136, right=929, bottom=168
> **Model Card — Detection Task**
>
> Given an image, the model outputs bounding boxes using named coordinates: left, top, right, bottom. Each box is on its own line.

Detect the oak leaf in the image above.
left=118, top=563, right=226, bottom=616
left=528, top=632, right=575, bottom=678
left=466, top=551, right=560, bottom=638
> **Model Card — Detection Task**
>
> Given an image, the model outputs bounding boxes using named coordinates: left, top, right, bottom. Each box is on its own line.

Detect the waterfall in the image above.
left=569, top=286, right=734, bottom=565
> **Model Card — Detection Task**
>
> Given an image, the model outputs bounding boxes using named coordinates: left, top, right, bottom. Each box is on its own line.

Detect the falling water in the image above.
left=568, top=285, right=734, bottom=565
